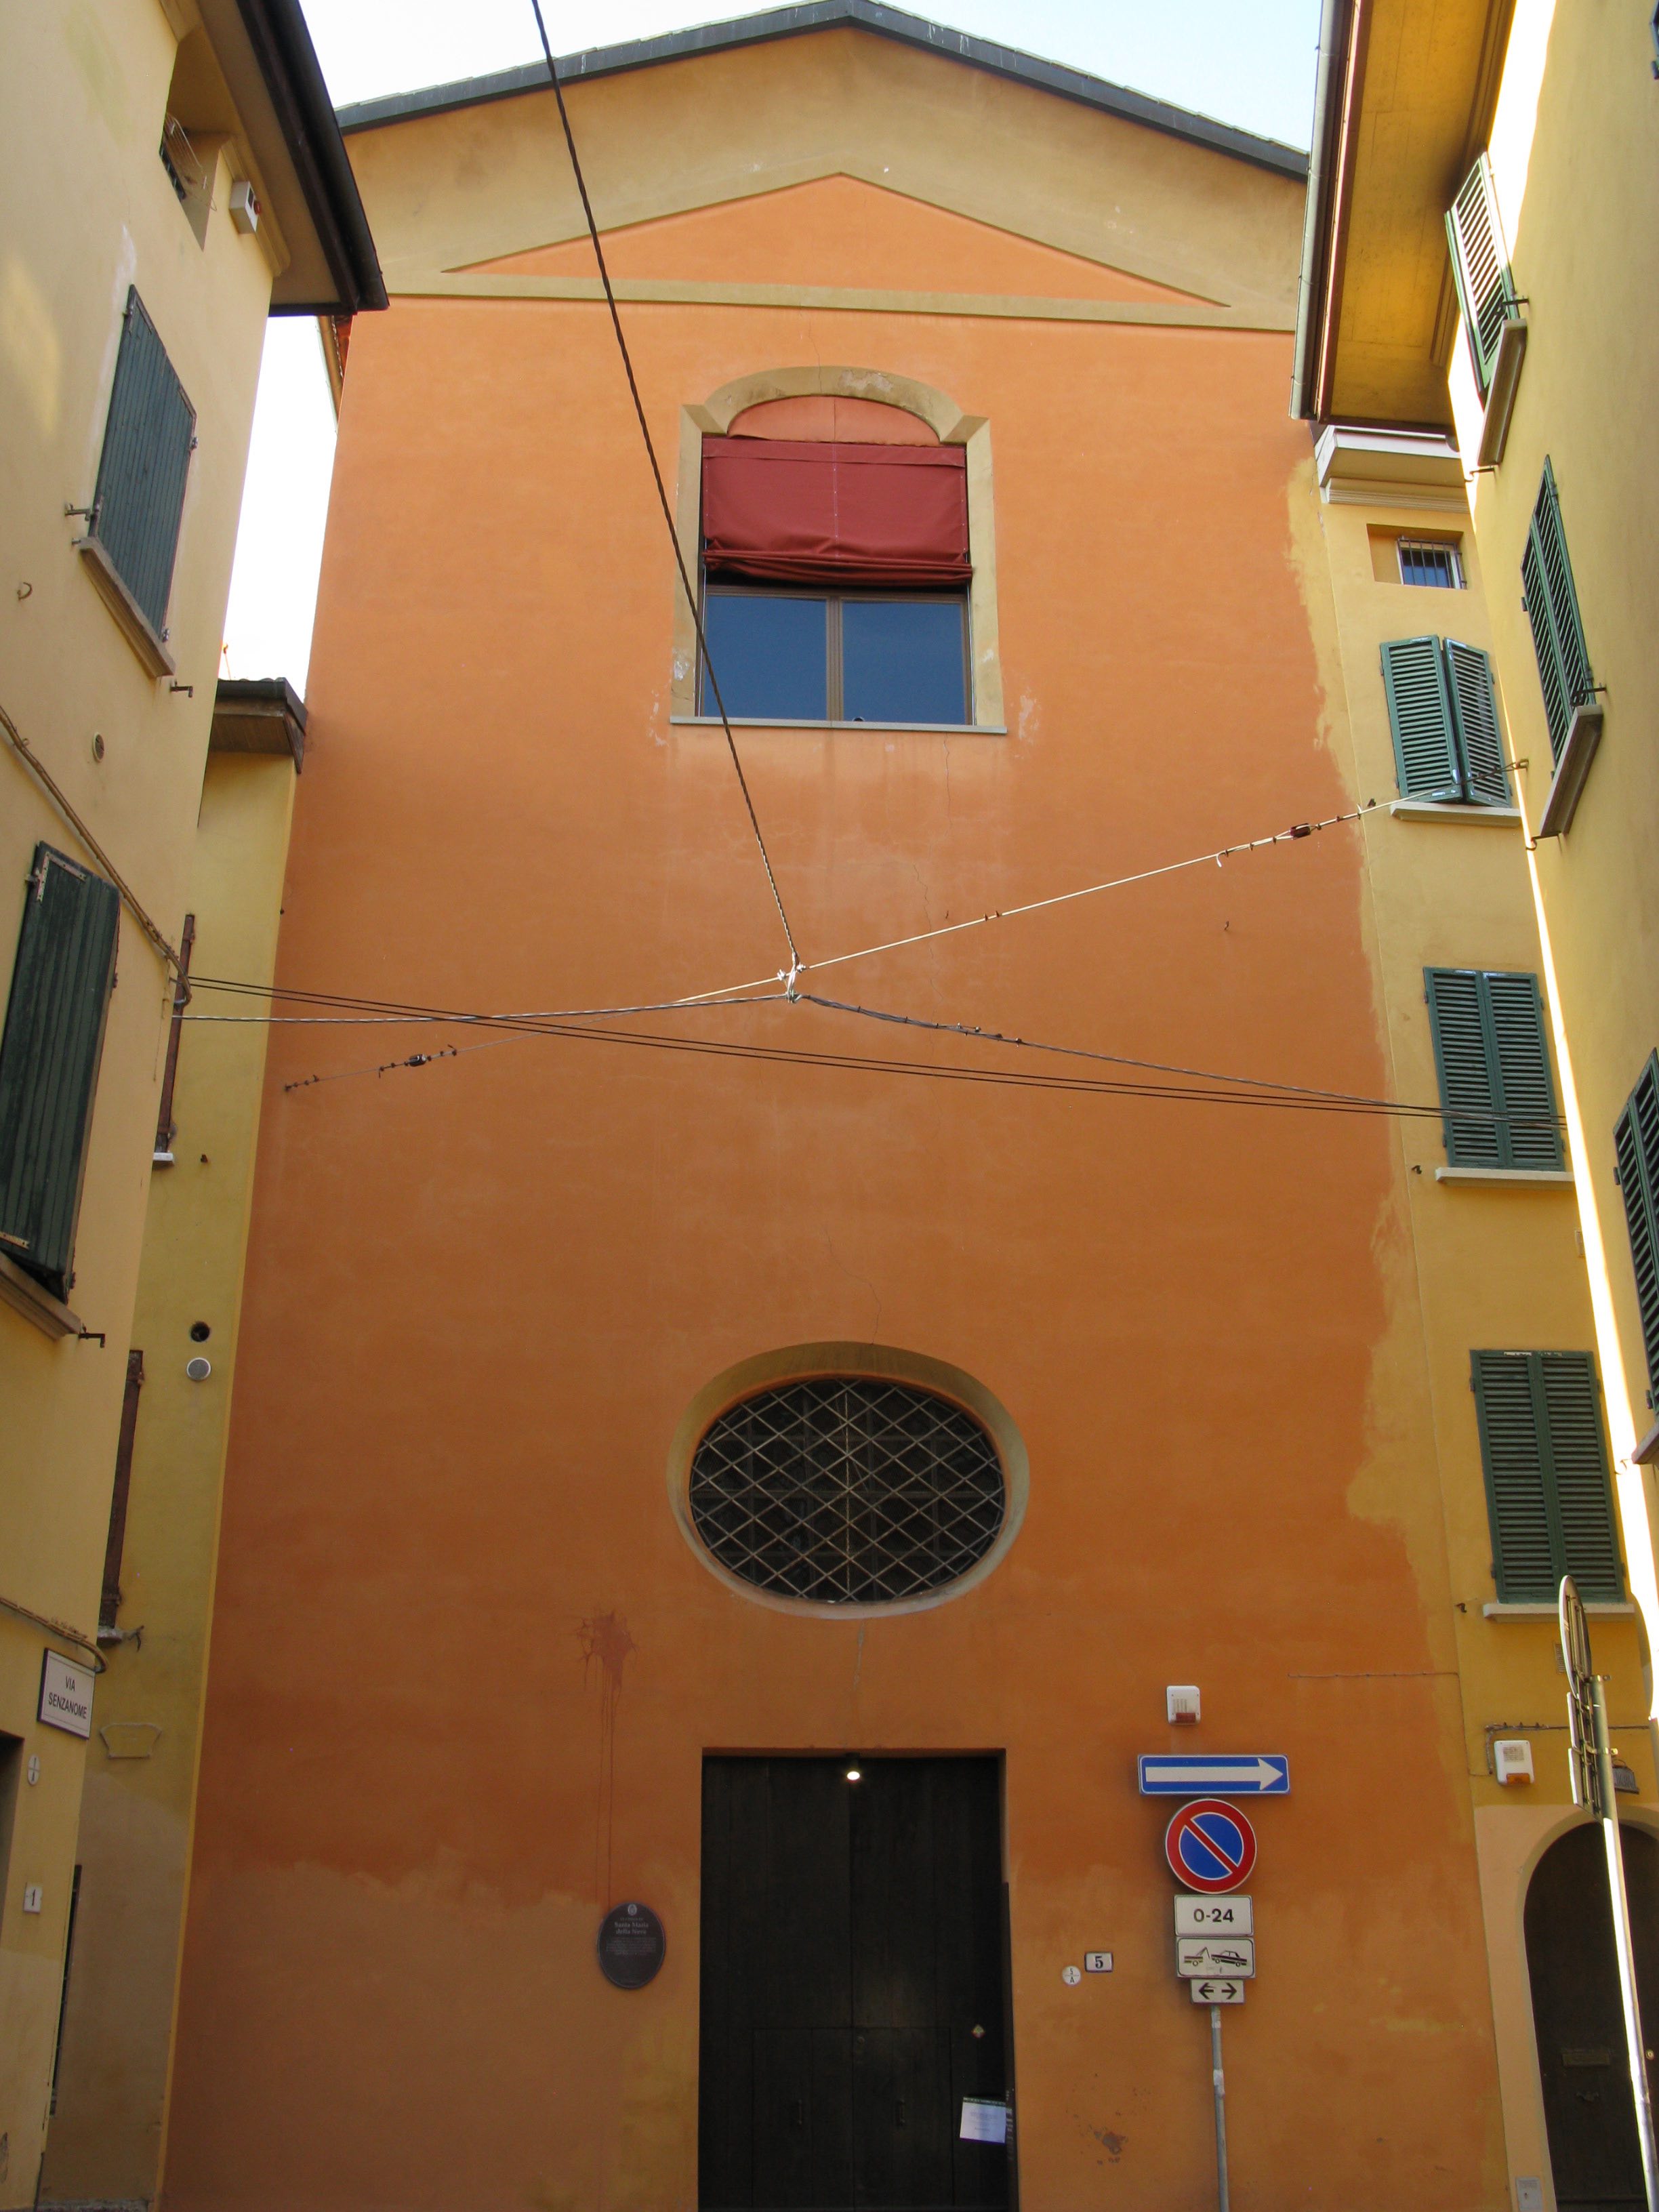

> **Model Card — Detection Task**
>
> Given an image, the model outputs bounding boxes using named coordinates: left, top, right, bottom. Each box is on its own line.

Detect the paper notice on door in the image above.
left=960, top=2099, right=1010, bottom=2144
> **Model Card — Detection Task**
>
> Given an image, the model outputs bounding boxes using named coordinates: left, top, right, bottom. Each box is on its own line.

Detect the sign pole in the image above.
left=1561, top=1576, right=1659, bottom=2212
left=1209, top=2003, right=1231, bottom=2212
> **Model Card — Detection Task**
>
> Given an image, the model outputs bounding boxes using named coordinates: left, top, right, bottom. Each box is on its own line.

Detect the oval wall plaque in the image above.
left=598, top=1900, right=665, bottom=1989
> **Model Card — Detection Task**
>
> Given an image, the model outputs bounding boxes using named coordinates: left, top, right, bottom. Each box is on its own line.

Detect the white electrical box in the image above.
left=1494, top=1739, right=1535, bottom=1786
left=1166, top=1685, right=1201, bottom=1725
left=230, top=180, right=261, bottom=234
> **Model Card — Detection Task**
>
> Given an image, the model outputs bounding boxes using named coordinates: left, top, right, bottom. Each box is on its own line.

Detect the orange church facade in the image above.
left=142, top=16, right=1639, bottom=2211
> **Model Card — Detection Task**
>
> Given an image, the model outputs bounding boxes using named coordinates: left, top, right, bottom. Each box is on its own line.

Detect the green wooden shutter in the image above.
left=1538, top=1353, right=1624, bottom=1599
left=0, top=846, right=121, bottom=1300
left=1521, top=460, right=1594, bottom=764
left=1484, top=972, right=1563, bottom=1169
left=1443, top=640, right=1509, bottom=806
left=1381, top=637, right=1462, bottom=800
left=1473, top=1351, right=1558, bottom=1599
left=1445, top=155, right=1517, bottom=394
left=1473, top=1351, right=1622, bottom=1603
left=1425, top=969, right=1561, bottom=1170
left=91, top=289, right=195, bottom=640
left=1614, top=1054, right=1659, bottom=1393
left=1426, top=968, right=1503, bottom=1166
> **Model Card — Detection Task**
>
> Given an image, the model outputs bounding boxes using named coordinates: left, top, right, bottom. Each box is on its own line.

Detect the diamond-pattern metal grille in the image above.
left=689, top=1378, right=1005, bottom=1603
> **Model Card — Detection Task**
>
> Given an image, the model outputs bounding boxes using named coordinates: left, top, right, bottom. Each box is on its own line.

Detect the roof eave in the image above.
left=1290, top=0, right=1358, bottom=421
left=337, top=0, right=1308, bottom=182
left=211, top=0, right=387, bottom=312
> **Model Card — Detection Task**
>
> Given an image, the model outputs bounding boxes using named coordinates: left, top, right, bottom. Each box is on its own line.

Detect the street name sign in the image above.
left=1190, top=1978, right=1245, bottom=2005
left=1174, top=1893, right=1252, bottom=1937
left=1164, top=1799, right=1257, bottom=1893
left=1139, top=1755, right=1288, bottom=1795
left=1176, top=1936, right=1255, bottom=1980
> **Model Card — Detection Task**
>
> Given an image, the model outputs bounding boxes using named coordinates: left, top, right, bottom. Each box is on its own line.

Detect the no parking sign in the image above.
left=1164, top=1799, right=1256, bottom=1893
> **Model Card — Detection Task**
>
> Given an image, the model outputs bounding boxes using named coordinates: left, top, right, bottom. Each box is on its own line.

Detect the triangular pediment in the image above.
left=462, top=175, right=1213, bottom=306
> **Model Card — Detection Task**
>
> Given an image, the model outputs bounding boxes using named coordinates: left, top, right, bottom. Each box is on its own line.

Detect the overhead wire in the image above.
left=525, top=0, right=801, bottom=977
left=183, top=970, right=1553, bottom=1134
left=783, top=803, right=1374, bottom=985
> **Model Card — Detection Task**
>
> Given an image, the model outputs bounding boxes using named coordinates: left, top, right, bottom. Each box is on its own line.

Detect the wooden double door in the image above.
left=699, top=1757, right=1011, bottom=2212
left=1526, top=1822, right=1659, bottom=2210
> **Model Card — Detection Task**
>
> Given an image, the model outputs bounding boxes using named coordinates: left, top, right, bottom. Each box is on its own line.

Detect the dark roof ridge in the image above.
left=335, top=0, right=1309, bottom=180
left=232, top=0, right=387, bottom=310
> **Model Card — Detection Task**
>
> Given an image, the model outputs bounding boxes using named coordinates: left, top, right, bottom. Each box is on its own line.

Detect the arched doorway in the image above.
left=1525, top=1821, right=1659, bottom=2207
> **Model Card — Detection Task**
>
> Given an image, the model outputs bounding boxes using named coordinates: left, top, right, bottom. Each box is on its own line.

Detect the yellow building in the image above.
left=0, top=7, right=380, bottom=2204
left=1298, top=3, right=1659, bottom=2202
left=39, top=682, right=304, bottom=2212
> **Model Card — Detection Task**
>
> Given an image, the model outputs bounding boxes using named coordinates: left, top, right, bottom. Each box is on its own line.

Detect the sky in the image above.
left=220, top=0, right=1322, bottom=691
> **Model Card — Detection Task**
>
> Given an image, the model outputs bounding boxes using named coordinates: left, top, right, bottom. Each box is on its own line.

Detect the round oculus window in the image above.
left=689, top=1376, right=1005, bottom=1604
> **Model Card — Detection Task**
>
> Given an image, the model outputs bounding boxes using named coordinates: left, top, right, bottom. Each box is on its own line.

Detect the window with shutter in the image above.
left=1443, top=640, right=1509, bottom=804
left=1473, top=1351, right=1622, bottom=1602
left=1381, top=637, right=1508, bottom=804
left=0, top=846, right=121, bottom=1301
left=1615, top=1054, right=1659, bottom=1395
left=1521, top=461, right=1595, bottom=764
left=1381, top=638, right=1460, bottom=800
left=1445, top=155, right=1518, bottom=396
left=90, top=289, right=195, bottom=642
left=1425, top=968, right=1563, bottom=1169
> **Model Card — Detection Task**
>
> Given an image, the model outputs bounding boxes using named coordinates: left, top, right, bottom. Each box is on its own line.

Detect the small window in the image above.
left=701, top=590, right=966, bottom=724
left=1397, top=539, right=1463, bottom=589
left=1380, top=636, right=1507, bottom=804
left=689, top=1376, right=1005, bottom=1604
left=88, top=289, right=196, bottom=644
left=1614, top=1054, right=1659, bottom=1399
left=1425, top=967, right=1563, bottom=1170
left=1472, top=1350, right=1622, bottom=1602
left=0, top=846, right=121, bottom=1301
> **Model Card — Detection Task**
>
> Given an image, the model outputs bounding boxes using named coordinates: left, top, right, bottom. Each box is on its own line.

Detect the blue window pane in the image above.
left=1398, top=541, right=1461, bottom=588
left=701, top=594, right=827, bottom=719
left=842, top=600, right=967, bottom=724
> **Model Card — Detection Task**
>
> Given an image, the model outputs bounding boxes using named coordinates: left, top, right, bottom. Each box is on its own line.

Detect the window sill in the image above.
left=0, top=1249, right=84, bottom=1340
left=1483, top=1601, right=1633, bottom=1618
left=1537, top=701, right=1605, bottom=838
left=152, top=1150, right=175, bottom=1167
left=669, top=716, right=1005, bottom=735
left=1390, top=800, right=1521, bottom=827
left=1434, top=1165, right=1574, bottom=1187
left=75, top=534, right=176, bottom=679
left=1476, top=316, right=1528, bottom=470
left=1631, top=1420, right=1659, bottom=1466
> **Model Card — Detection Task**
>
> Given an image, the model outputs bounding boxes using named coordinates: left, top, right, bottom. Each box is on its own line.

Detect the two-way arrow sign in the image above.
left=1139, top=1755, right=1290, bottom=1795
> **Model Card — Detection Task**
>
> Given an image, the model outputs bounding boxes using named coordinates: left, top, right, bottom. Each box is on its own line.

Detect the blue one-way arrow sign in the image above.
left=1139, top=1755, right=1290, bottom=1795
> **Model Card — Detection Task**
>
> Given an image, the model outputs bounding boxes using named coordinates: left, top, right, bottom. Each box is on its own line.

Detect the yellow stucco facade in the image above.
left=40, top=710, right=300, bottom=2212
left=0, top=7, right=377, bottom=2203
left=1300, top=3, right=1659, bottom=2200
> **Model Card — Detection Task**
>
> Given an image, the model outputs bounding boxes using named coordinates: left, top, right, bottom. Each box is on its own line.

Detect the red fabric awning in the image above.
left=701, top=438, right=970, bottom=588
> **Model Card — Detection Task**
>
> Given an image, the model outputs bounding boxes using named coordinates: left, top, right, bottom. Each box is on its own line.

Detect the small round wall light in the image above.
left=189, top=1322, right=211, bottom=1342
left=844, top=1767, right=863, bottom=1782
left=185, top=1356, right=211, bottom=1382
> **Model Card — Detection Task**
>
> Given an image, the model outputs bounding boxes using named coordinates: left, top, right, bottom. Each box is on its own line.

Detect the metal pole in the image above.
left=1591, top=1676, right=1659, bottom=2212
left=1210, top=2003, right=1231, bottom=2212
